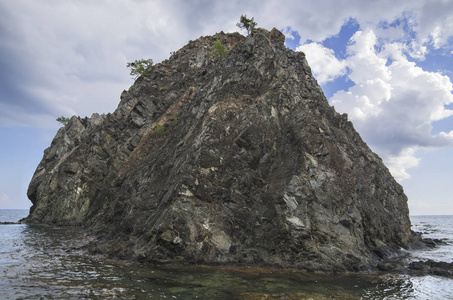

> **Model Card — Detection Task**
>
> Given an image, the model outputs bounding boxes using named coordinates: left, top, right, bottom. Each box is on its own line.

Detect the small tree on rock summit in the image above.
left=56, top=116, right=70, bottom=125
left=127, top=58, right=153, bottom=80
left=237, top=14, right=257, bottom=35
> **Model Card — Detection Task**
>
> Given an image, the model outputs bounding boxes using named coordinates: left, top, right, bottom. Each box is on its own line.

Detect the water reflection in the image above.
left=0, top=224, right=448, bottom=299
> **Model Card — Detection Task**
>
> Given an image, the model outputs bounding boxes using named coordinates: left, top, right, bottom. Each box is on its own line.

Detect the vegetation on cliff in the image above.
left=127, top=58, right=153, bottom=79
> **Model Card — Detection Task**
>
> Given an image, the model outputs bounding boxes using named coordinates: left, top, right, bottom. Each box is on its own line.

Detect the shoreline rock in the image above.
left=25, top=27, right=419, bottom=272
left=409, top=259, right=453, bottom=278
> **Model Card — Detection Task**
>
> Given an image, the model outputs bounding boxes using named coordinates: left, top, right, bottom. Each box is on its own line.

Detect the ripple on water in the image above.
left=0, top=215, right=452, bottom=299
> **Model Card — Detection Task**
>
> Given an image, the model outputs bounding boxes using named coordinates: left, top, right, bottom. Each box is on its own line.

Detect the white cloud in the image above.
left=255, top=0, right=422, bottom=43
left=0, top=0, right=222, bottom=128
left=0, top=0, right=453, bottom=181
left=330, top=28, right=453, bottom=181
left=385, top=148, right=420, bottom=181
left=2, top=0, right=453, bottom=129
left=281, top=27, right=296, bottom=40
left=297, top=43, right=347, bottom=84
left=414, top=1, right=453, bottom=49
left=294, top=27, right=453, bottom=182
left=0, top=0, right=452, bottom=215
left=331, top=78, right=391, bottom=120
left=346, top=30, right=392, bottom=84
left=439, top=131, right=453, bottom=140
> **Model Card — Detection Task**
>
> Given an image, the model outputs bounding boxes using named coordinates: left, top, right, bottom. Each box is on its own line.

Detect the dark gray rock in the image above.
left=25, top=28, right=418, bottom=272
left=421, top=237, right=448, bottom=247
left=409, top=260, right=453, bottom=277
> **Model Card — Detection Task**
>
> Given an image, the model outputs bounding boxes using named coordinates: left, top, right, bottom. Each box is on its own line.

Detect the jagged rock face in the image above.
left=26, top=28, right=415, bottom=271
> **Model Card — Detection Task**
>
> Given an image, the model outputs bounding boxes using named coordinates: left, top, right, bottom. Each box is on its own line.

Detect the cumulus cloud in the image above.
left=294, top=18, right=453, bottom=182
left=0, top=0, right=233, bottom=128
left=414, top=1, right=453, bottom=49
left=385, top=148, right=420, bottom=181
left=2, top=0, right=453, bottom=129
left=1, top=0, right=453, bottom=184
left=297, top=43, right=347, bottom=84
left=330, top=29, right=453, bottom=181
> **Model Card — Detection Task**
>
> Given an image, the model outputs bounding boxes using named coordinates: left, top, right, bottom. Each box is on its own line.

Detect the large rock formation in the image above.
left=26, top=28, right=416, bottom=272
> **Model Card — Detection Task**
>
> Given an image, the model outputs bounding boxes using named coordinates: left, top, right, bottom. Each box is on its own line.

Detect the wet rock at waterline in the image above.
left=26, top=27, right=418, bottom=272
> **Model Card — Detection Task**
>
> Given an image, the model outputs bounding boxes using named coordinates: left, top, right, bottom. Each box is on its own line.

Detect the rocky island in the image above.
left=25, top=27, right=418, bottom=272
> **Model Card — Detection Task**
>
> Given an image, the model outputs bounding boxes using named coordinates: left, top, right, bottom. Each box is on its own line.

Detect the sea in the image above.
left=0, top=209, right=452, bottom=299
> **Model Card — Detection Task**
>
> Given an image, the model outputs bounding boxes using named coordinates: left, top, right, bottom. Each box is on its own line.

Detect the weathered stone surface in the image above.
left=26, top=28, right=417, bottom=272
left=409, top=260, right=453, bottom=277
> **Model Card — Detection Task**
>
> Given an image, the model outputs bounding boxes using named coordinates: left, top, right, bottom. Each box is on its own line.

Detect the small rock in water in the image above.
left=409, top=260, right=453, bottom=278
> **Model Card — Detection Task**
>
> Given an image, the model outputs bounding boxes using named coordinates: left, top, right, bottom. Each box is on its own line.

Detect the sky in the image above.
left=0, top=0, right=452, bottom=215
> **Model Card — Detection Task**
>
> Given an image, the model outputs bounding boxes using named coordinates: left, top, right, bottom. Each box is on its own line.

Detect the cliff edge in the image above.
left=26, top=27, right=416, bottom=272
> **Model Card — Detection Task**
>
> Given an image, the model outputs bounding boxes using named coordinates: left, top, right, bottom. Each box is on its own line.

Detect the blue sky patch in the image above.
left=321, top=74, right=354, bottom=99
left=283, top=27, right=301, bottom=50
left=321, top=18, right=360, bottom=60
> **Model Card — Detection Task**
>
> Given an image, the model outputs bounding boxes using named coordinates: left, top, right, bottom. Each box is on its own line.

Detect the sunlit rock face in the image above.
left=26, top=27, right=416, bottom=272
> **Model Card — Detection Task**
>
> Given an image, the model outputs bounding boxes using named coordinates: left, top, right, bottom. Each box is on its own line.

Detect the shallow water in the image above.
left=1, top=210, right=452, bottom=299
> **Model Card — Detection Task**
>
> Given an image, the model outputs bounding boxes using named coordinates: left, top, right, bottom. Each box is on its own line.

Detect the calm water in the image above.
left=0, top=210, right=452, bottom=299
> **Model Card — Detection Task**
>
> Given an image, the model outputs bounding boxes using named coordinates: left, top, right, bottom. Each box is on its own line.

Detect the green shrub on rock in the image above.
left=211, top=40, right=228, bottom=59
left=56, top=116, right=70, bottom=125
left=154, top=124, right=165, bottom=136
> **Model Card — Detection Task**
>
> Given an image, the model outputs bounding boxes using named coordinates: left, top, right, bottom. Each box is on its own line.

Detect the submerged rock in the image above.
left=26, top=27, right=417, bottom=272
